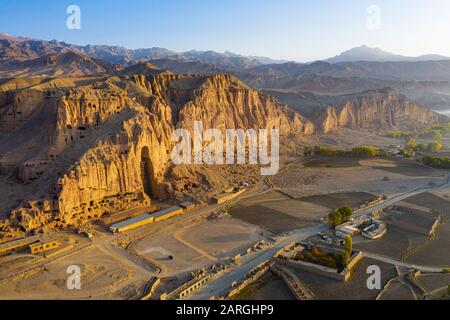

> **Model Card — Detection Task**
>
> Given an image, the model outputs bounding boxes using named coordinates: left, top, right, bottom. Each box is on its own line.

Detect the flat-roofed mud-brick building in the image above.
left=0, top=236, right=39, bottom=256
left=109, top=206, right=184, bottom=233
left=152, top=206, right=184, bottom=223
left=28, top=238, right=60, bottom=254
left=109, top=214, right=155, bottom=233
left=0, top=235, right=60, bottom=256
left=179, top=201, right=196, bottom=211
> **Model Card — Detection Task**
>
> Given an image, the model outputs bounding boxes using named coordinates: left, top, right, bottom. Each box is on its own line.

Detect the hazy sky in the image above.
left=1, top=0, right=450, bottom=62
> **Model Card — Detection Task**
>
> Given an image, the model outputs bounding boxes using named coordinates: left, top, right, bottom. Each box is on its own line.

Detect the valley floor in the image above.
left=1, top=130, right=450, bottom=300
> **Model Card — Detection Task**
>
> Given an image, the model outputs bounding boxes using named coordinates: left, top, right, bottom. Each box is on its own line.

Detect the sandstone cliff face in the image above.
left=0, top=73, right=312, bottom=234
left=174, top=74, right=313, bottom=135
left=313, top=88, right=446, bottom=133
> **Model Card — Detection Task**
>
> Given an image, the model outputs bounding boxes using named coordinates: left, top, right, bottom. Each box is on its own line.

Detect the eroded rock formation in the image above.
left=0, top=73, right=312, bottom=234
left=305, top=88, right=446, bottom=133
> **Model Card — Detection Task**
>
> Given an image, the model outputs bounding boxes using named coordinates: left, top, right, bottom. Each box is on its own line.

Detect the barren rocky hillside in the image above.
left=0, top=51, right=121, bottom=78
left=267, top=88, right=447, bottom=133
left=0, top=73, right=312, bottom=236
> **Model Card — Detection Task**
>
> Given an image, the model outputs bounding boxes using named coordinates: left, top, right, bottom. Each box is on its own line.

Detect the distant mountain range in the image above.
left=1, top=33, right=450, bottom=112
left=326, top=45, right=450, bottom=63
left=0, top=33, right=287, bottom=69
left=3, top=33, right=449, bottom=68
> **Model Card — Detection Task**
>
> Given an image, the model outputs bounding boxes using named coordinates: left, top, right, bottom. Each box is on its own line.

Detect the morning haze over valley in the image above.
left=0, top=0, right=450, bottom=305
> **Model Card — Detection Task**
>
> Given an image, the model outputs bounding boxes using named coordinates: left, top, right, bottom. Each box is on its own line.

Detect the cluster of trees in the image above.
left=328, top=206, right=353, bottom=228
left=406, top=139, right=443, bottom=153
left=297, top=247, right=340, bottom=269
left=387, top=131, right=417, bottom=139
left=423, top=156, right=450, bottom=169
left=304, top=145, right=388, bottom=158
left=296, top=246, right=349, bottom=272
left=350, top=146, right=381, bottom=158
left=388, top=123, right=450, bottom=141
left=294, top=230, right=354, bottom=272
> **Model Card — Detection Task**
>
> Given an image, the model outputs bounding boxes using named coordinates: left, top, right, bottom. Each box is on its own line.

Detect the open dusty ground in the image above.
left=271, top=157, right=446, bottom=199
left=231, top=190, right=330, bottom=221
left=132, top=215, right=268, bottom=275
left=303, top=157, right=361, bottom=168
left=406, top=223, right=450, bottom=267
left=403, top=192, right=450, bottom=215
left=416, top=274, right=450, bottom=293
left=379, top=280, right=416, bottom=300
left=354, top=224, right=428, bottom=259
left=133, top=233, right=212, bottom=275
left=0, top=255, right=38, bottom=274
left=0, top=246, right=137, bottom=299
left=232, top=271, right=295, bottom=300
left=432, top=188, right=450, bottom=203
left=384, top=208, right=438, bottom=235
left=177, top=215, right=265, bottom=260
left=291, top=258, right=398, bottom=300
left=318, top=128, right=399, bottom=149
left=300, top=192, right=377, bottom=210
left=401, top=191, right=450, bottom=268
left=354, top=190, right=450, bottom=268
left=229, top=190, right=329, bottom=233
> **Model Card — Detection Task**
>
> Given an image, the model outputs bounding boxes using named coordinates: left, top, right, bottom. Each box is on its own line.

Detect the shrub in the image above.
left=423, top=156, right=450, bottom=169
left=337, top=251, right=350, bottom=271
left=311, top=247, right=321, bottom=257
left=427, top=141, right=443, bottom=153
left=406, top=139, right=417, bottom=150
left=344, top=236, right=353, bottom=255
left=303, top=146, right=313, bottom=156
left=417, top=143, right=427, bottom=151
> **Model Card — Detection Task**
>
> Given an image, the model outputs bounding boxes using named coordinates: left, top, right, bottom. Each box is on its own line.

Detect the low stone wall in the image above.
left=141, top=277, right=161, bottom=300
left=274, top=251, right=364, bottom=282
left=227, top=261, right=273, bottom=299
left=213, top=189, right=246, bottom=204
left=163, top=266, right=229, bottom=300
left=275, top=257, right=344, bottom=281
left=345, top=251, right=364, bottom=276
left=179, top=274, right=215, bottom=299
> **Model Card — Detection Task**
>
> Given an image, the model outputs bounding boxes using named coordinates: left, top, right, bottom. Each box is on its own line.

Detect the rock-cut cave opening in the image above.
left=140, top=147, right=155, bottom=199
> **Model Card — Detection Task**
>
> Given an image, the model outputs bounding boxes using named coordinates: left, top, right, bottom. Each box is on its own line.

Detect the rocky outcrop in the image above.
left=341, top=88, right=444, bottom=130
left=0, top=73, right=312, bottom=234
left=295, top=88, right=447, bottom=133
